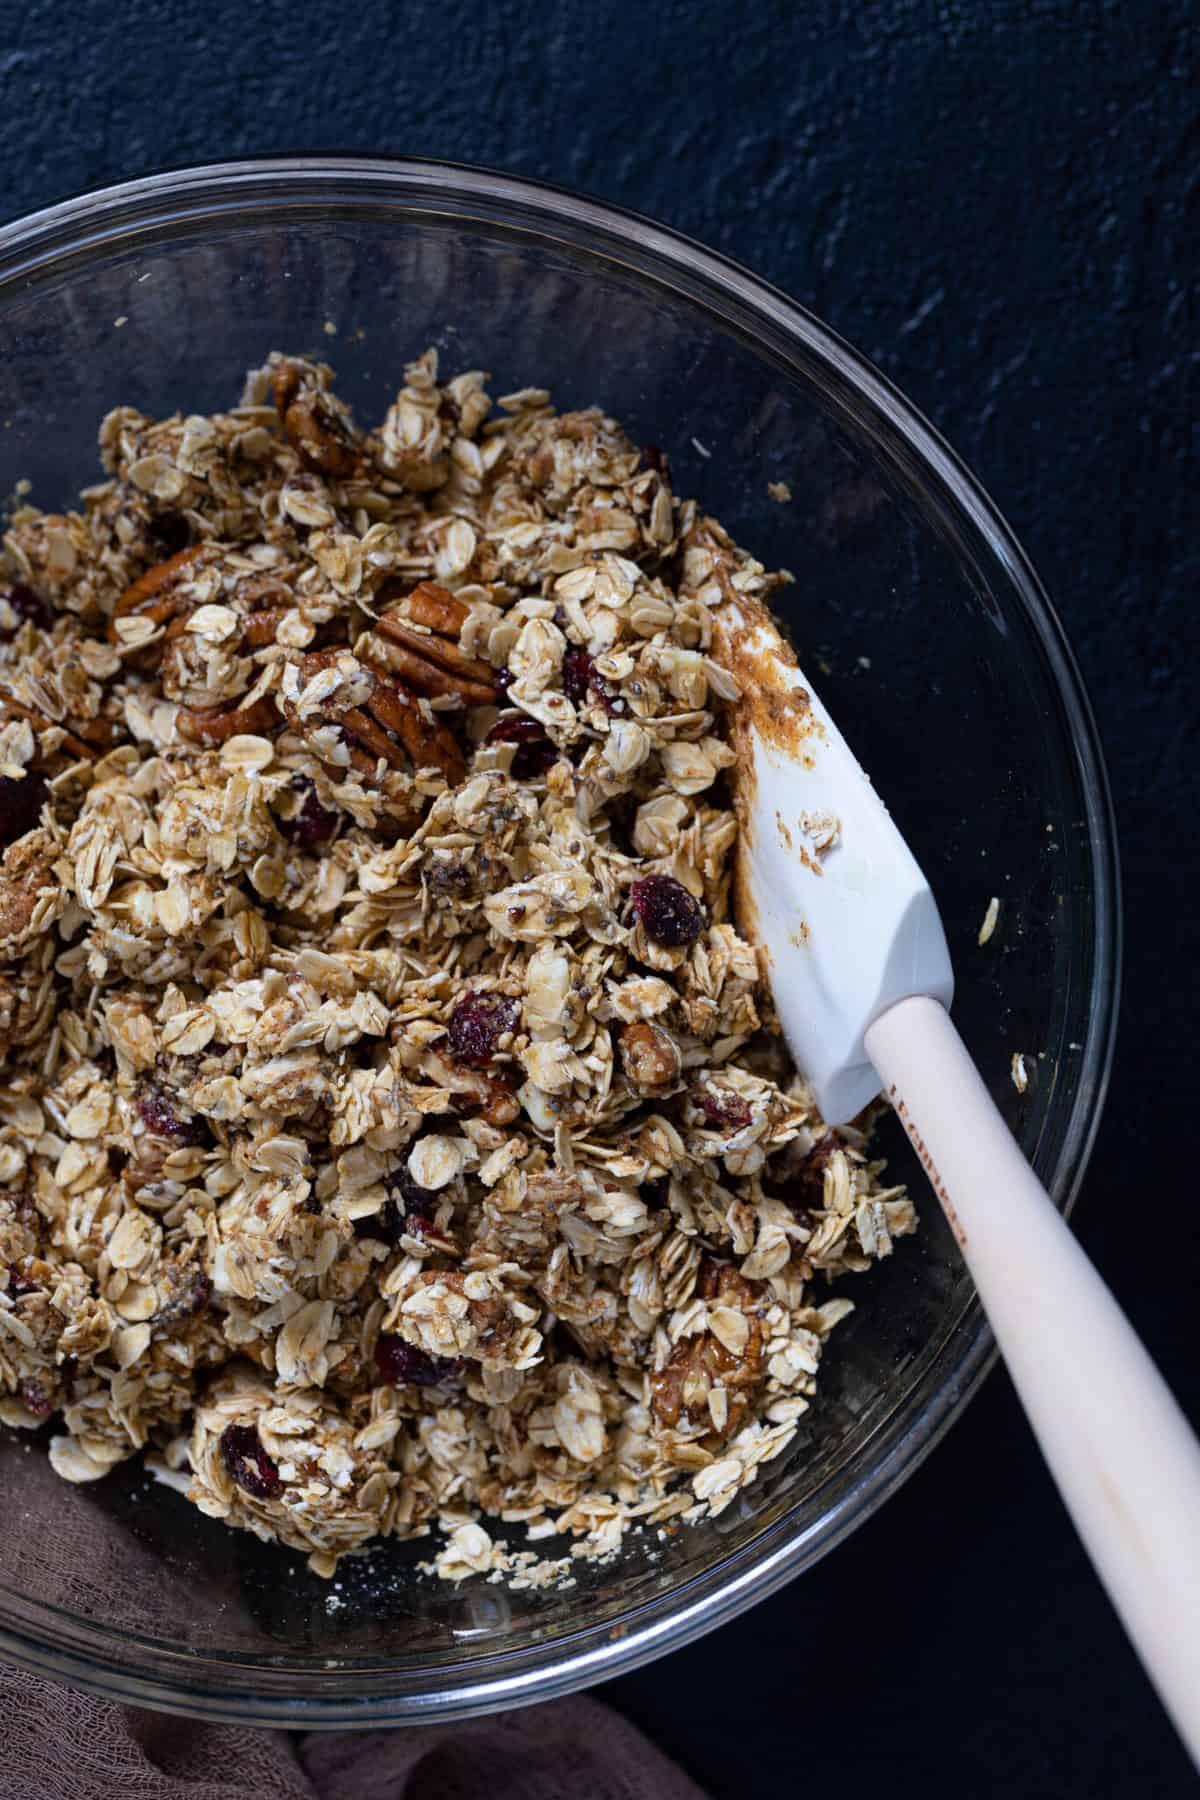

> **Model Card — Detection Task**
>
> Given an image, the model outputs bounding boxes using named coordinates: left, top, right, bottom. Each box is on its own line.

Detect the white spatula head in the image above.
left=717, top=598, right=954, bottom=1126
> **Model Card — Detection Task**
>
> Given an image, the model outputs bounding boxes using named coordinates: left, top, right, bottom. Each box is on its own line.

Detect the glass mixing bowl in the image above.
left=0, top=159, right=1119, bottom=1725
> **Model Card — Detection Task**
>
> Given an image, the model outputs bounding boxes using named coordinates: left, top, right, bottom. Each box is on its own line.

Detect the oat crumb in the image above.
left=1011, top=1052, right=1029, bottom=1093
left=978, top=895, right=1000, bottom=946
left=767, top=481, right=792, bottom=504
left=798, top=809, right=840, bottom=856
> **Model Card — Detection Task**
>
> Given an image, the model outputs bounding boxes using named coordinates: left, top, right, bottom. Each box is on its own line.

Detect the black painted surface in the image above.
left=2, top=2, right=1196, bottom=1794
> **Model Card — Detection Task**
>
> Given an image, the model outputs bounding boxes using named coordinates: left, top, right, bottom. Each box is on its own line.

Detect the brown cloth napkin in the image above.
left=0, top=1662, right=707, bottom=1800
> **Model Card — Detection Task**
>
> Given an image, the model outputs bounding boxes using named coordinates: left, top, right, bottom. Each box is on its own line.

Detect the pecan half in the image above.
left=273, top=364, right=362, bottom=479
left=179, top=693, right=280, bottom=745
left=476, top=1073, right=521, bottom=1127
left=165, top=573, right=301, bottom=656
left=619, top=1021, right=682, bottom=1095
left=373, top=581, right=498, bottom=705
left=279, top=649, right=466, bottom=784
left=651, top=1259, right=764, bottom=1437
left=115, top=554, right=321, bottom=677
left=0, top=830, right=59, bottom=945
left=0, top=692, right=110, bottom=768
left=423, top=1047, right=521, bottom=1126
left=110, top=545, right=213, bottom=653
left=406, top=580, right=468, bottom=636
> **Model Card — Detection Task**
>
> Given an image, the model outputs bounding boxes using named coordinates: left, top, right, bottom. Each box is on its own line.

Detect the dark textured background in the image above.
left=2, top=1, right=1197, bottom=1794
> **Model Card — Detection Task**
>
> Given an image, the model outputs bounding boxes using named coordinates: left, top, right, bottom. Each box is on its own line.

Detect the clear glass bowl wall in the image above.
left=0, top=161, right=1118, bottom=1725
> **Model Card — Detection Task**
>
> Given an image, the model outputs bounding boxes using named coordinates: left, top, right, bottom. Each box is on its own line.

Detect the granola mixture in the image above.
left=0, top=350, right=914, bottom=1581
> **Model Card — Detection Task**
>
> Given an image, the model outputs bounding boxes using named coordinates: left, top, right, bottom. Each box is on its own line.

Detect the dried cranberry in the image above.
left=359, top=1160, right=439, bottom=1244
left=0, top=583, right=48, bottom=638
left=640, top=444, right=667, bottom=473
left=0, top=770, right=48, bottom=849
left=185, top=1268, right=213, bottom=1311
left=788, top=1135, right=841, bottom=1208
left=374, top=1332, right=460, bottom=1388
left=353, top=1204, right=402, bottom=1246
left=484, top=715, right=557, bottom=778
left=220, top=1423, right=283, bottom=1501
left=402, top=1208, right=440, bottom=1242
left=358, top=1198, right=429, bottom=1247
left=136, top=1083, right=206, bottom=1145
left=294, top=787, right=338, bottom=845
left=562, top=648, right=623, bottom=715
left=447, top=991, right=520, bottom=1067
left=591, top=671, right=623, bottom=714
left=693, top=1083, right=753, bottom=1131
left=641, top=1176, right=670, bottom=1211
left=3, top=1190, right=37, bottom=1231
left=282, top=778, right=337, bottom=846
left=148, top=511, right=193, bottom=558
left=19, top=1379, right=51, bottom=1419
left=7, top=1261, right=37, bottom=1297
left=629, top=875, right=705, bottom=948
left=561, top=649, right=591, bottom=704
left=386, top=1161, right=437, bottom=1218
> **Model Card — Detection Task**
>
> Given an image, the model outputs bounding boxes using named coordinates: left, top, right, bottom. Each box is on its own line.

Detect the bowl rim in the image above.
left=0, top=154, right=1121, bottom=1726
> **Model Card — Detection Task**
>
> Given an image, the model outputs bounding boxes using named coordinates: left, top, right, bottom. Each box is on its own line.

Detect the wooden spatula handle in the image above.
left=865, top=995, right=1200, bottom=1768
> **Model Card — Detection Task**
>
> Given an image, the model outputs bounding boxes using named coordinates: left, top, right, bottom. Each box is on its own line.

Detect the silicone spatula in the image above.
left=716, top=593, right=1200, bottom=1767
